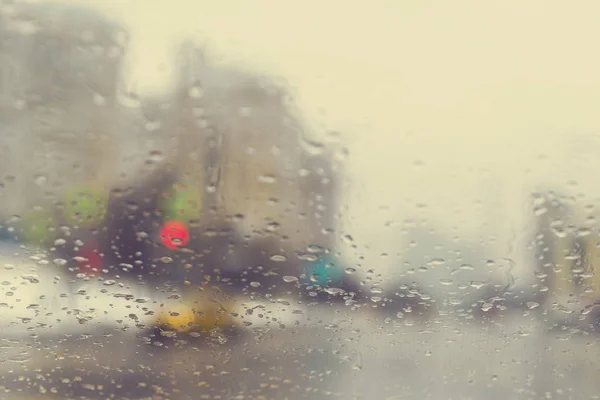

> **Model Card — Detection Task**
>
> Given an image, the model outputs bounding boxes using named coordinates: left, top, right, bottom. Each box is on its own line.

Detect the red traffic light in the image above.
left=160, top=219, right=190, bottom=250
left=76, top=240, right=103, bottom=277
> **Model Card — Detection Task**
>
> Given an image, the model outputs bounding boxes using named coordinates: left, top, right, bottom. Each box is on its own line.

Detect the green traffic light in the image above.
left=161, top=182, right=204, bottom=222
left=21, top=208, right=57, bottom=245
left=63, top=183, right=108, bottom=227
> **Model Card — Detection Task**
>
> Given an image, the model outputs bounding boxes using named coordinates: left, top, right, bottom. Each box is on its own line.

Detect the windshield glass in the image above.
left=1, top=1, right=600, bottom=399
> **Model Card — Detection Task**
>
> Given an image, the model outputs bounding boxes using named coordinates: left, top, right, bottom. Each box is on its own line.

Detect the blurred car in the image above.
left=377, top=225, right=511, bottom=323
left=0, top=240, right=157, bottom=339
left=293, top=248, right=363, bottom=308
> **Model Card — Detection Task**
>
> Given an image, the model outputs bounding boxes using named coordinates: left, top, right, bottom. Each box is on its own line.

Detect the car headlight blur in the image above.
left=155, top=288, right=238, bottom=333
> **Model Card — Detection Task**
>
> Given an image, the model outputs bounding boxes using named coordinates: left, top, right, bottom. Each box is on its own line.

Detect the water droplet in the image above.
left=439, top=279, right=454, bottom=286
left=53, top=259, right=67, bottom=266
left=325, top=287, right=344, bottom=295
left=282, top=276, right=298, bottom=283
left=427, top=259, right=445, bottom=266
left=148, top=150, right=164, bottom=163
left=270, top=255, right=287, bottom=262
left=534, top=206, right=548, bottom=216
left=117, top=90, right=141, bottom=108
left=345, top=267, right=356, bottom=275
left=297, top=253, right=318, bottom=262
left=334, top=147, right=349, bottom=161
left=266, top=221, right=281, bottom=232
left=577, top=227, right=592, bottom=237
left=188, top=86, right=204, bottom=99
left=526, top=301, right=539, bottom=310
left=250, top=281, right=261, bottom=288
left=8, top=354, right=31, bottom=363
left=93, top=93, right=106, bottom=106
left=298, top=168, right=310, bottom=177
left=470, top=281, right=486, bottom=289
left=550, top=220, right=568, bottom=238
left=307, top=245, right=325, bottom=254
left=146, top=120, right=162, bottom=131
left=257, top=175, right=277, bottom=184
left=21, top=275, right=39, bottom=284
left=232, top=214, right=245, bottom=222
left=34, top=175, right=47, bottom=185
left=239, top=106, right=252, bottom=117
left=300, top=137, right=325, bottom=156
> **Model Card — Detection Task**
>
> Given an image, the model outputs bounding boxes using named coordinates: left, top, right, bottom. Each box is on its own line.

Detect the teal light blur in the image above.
left=301, top=255, right=345, bottom=286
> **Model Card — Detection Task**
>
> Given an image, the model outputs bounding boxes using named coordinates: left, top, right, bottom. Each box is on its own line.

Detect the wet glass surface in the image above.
left=1, top=1, right=600, bottom=399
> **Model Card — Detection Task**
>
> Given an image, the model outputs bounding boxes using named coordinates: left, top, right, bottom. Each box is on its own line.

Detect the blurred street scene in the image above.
left=1, top=1, right=600, bottom=399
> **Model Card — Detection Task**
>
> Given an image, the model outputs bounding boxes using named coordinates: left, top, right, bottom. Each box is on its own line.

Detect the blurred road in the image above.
left=0, top=236, right=596, bottom=399
left=0, top=307, right=599, bottom=400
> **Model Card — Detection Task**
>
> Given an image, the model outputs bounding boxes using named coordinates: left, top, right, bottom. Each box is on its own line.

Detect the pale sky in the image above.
left=36, top=0, right=600, bottom=278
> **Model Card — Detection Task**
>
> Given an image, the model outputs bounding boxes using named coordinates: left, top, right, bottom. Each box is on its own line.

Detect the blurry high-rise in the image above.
left=532, top=190, right=576, bottom=303
left=531, top=189, right=600, bottom=330
left=0, top=2, right=128, bottom=241
left=128, top=39, right=348, bottom=293
left=99, top=40, right=354, bottom=340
